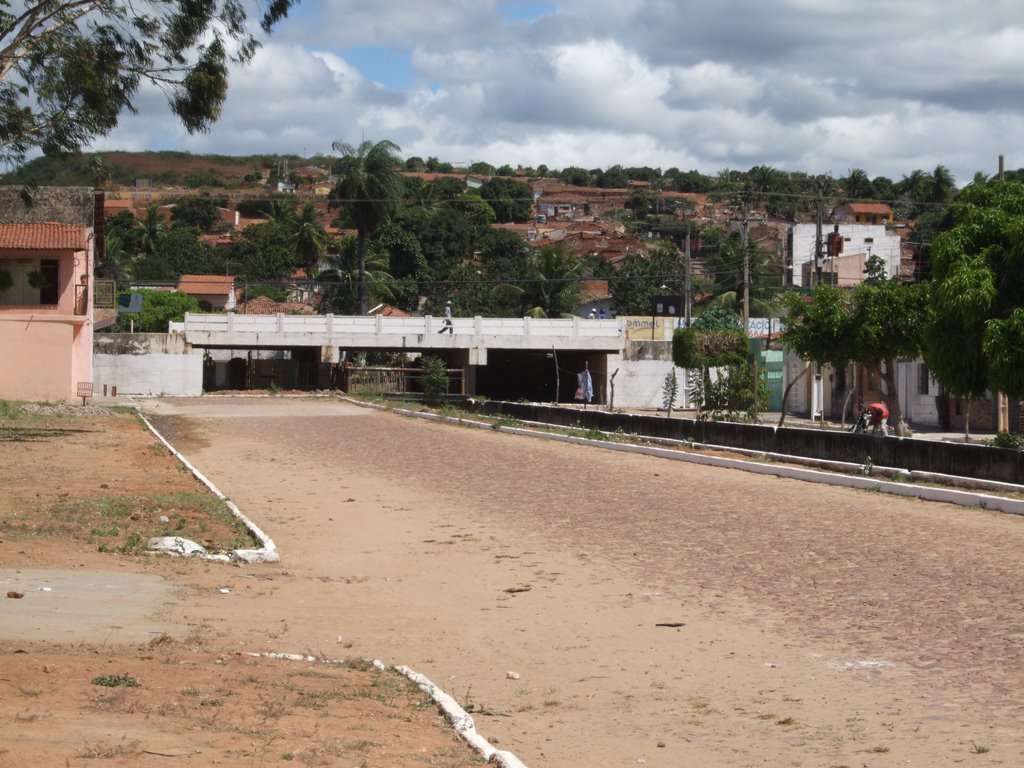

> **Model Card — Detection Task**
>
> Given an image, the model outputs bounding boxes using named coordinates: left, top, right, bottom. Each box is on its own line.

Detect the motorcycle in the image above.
left=849, top=408, right=887, bottom=435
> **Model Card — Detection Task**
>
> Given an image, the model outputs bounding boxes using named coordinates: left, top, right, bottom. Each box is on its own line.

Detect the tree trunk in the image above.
left=964, top=401, right=971, bottom=442
left=880, top=357, right=911, bottom=437
left=357, top=234, right=367, bottom=315
left=777, top=365, right=809, bottom=428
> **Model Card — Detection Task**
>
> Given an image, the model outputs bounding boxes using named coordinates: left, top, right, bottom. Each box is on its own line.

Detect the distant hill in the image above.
left=0, top=151, right=328, bottom=190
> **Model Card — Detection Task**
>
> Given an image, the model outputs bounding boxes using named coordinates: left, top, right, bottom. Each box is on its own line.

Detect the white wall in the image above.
left=789, top=223, right=901, bottom=287
left=93, top=333, right=203, bottom=396
left=607, top=359, right=689, bottom=409
left=896, top=359, right=940, bottom=427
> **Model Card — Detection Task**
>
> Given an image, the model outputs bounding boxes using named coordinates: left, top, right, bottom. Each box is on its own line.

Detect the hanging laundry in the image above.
left=576, top=368, right=593, bottom=403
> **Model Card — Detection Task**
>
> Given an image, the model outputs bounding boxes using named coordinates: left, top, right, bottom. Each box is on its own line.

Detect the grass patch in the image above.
left=91, top=673, right=140, bottom=688
left=0, top=491, right=256, bottom=554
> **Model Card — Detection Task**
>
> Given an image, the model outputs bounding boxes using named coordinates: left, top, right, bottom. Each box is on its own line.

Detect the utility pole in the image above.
left=997, top=154, right=1009, bottom=432
left=741, top=216, right=750, bottom=329
left=684, top=229, right=692, bottom=327
left=814, top=185, right=824, bottom=287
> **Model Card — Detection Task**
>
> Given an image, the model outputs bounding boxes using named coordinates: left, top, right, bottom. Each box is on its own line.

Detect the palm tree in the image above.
left=138, top=203, right=165, bottom=258
left=841, top=168, right=872, bottom=199
left=293, top=203, right=328, bottom=279
left=330, top=138, right=403, bottom=314
left=264, top=200, right=296, bottom=226
left=747, top=165, right=781, bottom=206
left=316, top=236, right=393, bottom=315
left=927, top=164, right=956, bottom=204
left=522, top=243, right=582, bottom=318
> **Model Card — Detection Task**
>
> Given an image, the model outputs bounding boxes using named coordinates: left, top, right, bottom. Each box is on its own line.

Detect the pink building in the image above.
left=0, top=188, right=97, bottom=402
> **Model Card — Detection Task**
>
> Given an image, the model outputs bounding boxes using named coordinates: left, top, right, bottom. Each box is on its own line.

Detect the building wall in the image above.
left=789, top=223, right=900, bottom=287
left=0, top=186, right=96, bottom=401
left=93, top=333, right=203, bottom=396
left=0, top=320, right=75, bottom=401
left=606, top=358, right=689, bottom=409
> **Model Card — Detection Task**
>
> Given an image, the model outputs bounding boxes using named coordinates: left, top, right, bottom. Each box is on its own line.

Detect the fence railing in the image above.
left=182, top=312, right=623, bottom=340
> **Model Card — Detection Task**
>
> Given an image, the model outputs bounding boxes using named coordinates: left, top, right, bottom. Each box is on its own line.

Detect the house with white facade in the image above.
left=788, top=222, right=902, bottom=287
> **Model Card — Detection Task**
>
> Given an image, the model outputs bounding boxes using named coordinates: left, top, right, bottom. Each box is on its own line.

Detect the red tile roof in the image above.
left=178, top=274, right=234, bottom=295
left=0, top=222, right=88, bottom=250
left=235, top=295, right=317, bottom=315
left=841, top=202, right=893, bottom=215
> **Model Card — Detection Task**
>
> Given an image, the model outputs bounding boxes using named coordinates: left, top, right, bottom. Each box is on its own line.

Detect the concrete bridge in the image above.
left=180, top=313, right=626, bottom=365
left=98, top=314, right=677, bottom=405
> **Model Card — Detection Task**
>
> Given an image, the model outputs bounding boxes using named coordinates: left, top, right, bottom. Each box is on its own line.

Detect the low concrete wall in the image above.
left=93, top=333, right=203, bottom=396
left=608, top=359, right=689, bottom=409
left=469, top=401, right=1024, bottom=485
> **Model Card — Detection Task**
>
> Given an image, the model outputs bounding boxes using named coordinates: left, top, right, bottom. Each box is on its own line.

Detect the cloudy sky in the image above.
left=92, top=0, right=1024, bottom=186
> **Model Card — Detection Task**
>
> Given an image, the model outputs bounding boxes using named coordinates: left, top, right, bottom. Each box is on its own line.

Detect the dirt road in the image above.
left=127, top=396, right=1024, bottom=767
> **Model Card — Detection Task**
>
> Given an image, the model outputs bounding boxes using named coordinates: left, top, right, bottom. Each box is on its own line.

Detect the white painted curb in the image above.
left=247, top=652, right=527, bottom=767
left=386, top=406, right=1024, bottom=516
left=132, top=399, right=525, bottom=764
left=134, top=406, right=280, bottom=564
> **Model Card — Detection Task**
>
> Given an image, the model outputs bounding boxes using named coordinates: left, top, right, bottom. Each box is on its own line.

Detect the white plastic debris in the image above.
left=147, top=536, right=208, bottom=556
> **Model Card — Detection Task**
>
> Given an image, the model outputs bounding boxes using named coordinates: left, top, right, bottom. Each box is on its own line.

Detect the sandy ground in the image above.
left=5, top=395, right=1024, bottom=767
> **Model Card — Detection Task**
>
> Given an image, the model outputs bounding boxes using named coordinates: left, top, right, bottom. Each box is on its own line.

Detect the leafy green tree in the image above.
left=468, top=161, right=495, bottom=176
left=399, top=204, right=479, bottom=278
left=782, top=280, right=931, bottom=432
left=0, top=0, right=297, bottom=166
left=419, top=355, right=450, bottom=406
left=595, top=165, right=629, bottom=189
left=425, top=156, right=453, bottom=173
left=330, top=138, right=403, bottom=313
left=692, top=307, right=742, bottom=330
left=377, top=222, right=425, bottom=282
left=455, top=193, right=496, bottom=228
left=478, top=177, right=532, bottom=223
left=925, top=180, right=1024, bottom=423
left=478, top=228, right=530, bottom=281
left=559, top=166, right=590, bottom=186
left=426, top=176, right=466, bottom=201
left=171, top=197, right=223, bottom=231
left=609, top=243, right=685, bottom=315
left=230, top=221, right=295, bottom=282
left=115, top=288, right=200, bottom=332
left=103, top=210, right=144, bottom=257
left=136, top=226, right=219, bottom=280
left=672, top=322, right=749, bottom=421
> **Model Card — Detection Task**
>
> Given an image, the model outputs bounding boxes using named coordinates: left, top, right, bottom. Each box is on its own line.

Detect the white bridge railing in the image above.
left=181, top=313, right=623, bottom=343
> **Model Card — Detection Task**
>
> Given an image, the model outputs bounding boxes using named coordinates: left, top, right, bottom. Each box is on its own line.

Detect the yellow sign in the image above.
left=621, top=316, right=680, bottom=341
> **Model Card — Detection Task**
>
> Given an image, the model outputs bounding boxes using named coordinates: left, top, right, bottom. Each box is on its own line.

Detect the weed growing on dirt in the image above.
left=78, top=740, right=142, bottom=759
left=490, top=414, right=521, bottom=430
left=0, top=399, right=22, bottom=420
left=91, top=673, right=140, bottom=688
left=0, top=491, right=258, bottom=554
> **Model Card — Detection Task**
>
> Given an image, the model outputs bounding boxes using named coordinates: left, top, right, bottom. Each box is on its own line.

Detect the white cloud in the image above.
left=85, top=0, right=1024, bottom=183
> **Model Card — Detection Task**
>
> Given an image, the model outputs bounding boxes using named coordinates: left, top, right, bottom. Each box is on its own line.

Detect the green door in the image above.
left=762, top=351, right=784, bottom=412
